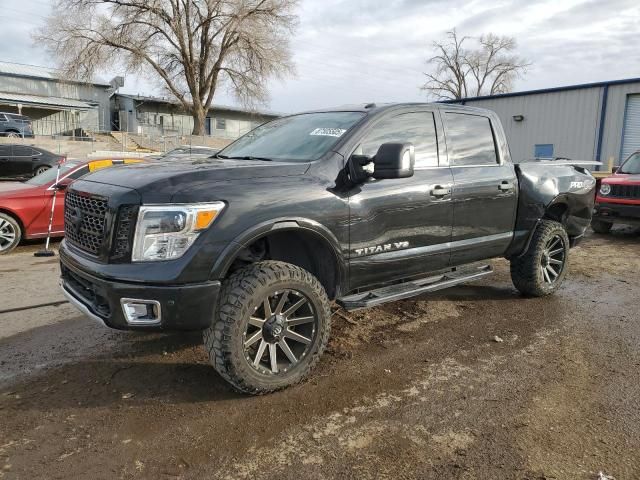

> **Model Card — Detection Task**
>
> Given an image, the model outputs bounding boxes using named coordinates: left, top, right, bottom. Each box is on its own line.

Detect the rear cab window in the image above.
left=445, top=113, right=499, bottom=166
left=355, top=111, right=440, bottom=168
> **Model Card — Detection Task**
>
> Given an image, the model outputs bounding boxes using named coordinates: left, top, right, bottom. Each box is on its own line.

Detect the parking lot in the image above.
left=0, top=230, right=639, bottom=479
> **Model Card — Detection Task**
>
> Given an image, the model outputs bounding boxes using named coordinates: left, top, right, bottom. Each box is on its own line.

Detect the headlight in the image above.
left=599, top=183, right=611, bottom=196
left=132, top=202, right=225, bottom=262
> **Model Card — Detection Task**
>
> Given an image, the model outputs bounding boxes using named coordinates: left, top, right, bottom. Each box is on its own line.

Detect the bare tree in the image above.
left=36, top=0, right=298, bottom=135
left=422, top=30, right=529, bottom=100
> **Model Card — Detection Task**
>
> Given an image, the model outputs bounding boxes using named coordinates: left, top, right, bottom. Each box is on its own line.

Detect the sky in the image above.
left=2, top=0, right=640, bottom=114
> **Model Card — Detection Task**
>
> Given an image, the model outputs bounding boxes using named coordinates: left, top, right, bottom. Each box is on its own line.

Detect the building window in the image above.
left=215, top=118, right=226, bottom=130
left=534, top=144, right=554, bottom=158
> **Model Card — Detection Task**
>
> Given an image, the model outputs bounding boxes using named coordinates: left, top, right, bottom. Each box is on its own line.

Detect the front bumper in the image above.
left=593, top=201, right=640, bottom=226
left=60, top=249, right=221, bottom=332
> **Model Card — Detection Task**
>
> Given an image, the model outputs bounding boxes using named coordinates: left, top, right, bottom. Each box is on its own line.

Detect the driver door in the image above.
left=348, top=109, right=454, bottom=290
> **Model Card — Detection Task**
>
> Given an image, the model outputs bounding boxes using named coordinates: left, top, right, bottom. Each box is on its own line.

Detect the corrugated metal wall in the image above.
left=461, top=81, right=640, bottom=166
left=620, top=95, right=640, bottom=160
left=599, top=83, right=640, bottom=164
left=462, top=87, right=602, bottom=162
left=0, top=75, right=111, bottom=131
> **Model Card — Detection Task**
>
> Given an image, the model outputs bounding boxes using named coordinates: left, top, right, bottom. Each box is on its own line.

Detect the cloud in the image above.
left=2, top=0, right=639, bottom=113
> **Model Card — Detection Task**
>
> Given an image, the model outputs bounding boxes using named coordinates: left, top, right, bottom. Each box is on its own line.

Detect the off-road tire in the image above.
left=510, top=220, right=569, bottom=297
left=0, top=212, right=22, bottom=254
left=203, top=261, right=331, bottom=395
left=591, top=219, right=612, bottom=234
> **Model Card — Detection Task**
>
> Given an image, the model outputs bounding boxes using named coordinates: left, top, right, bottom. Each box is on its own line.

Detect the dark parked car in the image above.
left=60, top=103, right=596, bottom=394
left=0, top=113, right=34, bottom=138
left=0, top=145, right=64, bottom=179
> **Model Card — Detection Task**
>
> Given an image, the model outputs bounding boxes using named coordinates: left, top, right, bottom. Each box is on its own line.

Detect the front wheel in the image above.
left=510, top=220, right=570, bottom=297
left=204, top=261, right=331, bottom=394
left=0, top=213, right=22, bottom=254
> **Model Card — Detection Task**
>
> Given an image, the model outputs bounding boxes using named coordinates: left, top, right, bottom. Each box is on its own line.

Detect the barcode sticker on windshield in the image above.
left=310, top=128, right=347, bottom=137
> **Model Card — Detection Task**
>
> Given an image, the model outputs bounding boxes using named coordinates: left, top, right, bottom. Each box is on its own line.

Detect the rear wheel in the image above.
left=5, top=131, right=20, bottom=138
left=0, top=213, right=22, bottom=254
left=510, top=220, right=569, bottom=297
left=591, top=219, right=613, bottom=234
left=204, top=261, right=331, bottom=394
left=33, top=165, right=50, bottom=177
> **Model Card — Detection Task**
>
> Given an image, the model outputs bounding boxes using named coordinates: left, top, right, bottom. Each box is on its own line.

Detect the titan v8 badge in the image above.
left=354, top=241, right=409, bottom=256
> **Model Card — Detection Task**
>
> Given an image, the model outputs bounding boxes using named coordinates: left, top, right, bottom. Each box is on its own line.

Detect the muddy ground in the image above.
left=0, top=230, right=639, bottom=479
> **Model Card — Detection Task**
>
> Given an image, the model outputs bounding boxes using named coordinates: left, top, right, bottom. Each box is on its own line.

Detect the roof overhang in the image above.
left=0, top=92, right=99, bottom=110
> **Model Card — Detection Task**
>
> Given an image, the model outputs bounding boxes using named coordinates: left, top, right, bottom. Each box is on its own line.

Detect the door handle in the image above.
left=431, top=185, right=452, bottom=197
left=499, top=181, right=514, bottom=191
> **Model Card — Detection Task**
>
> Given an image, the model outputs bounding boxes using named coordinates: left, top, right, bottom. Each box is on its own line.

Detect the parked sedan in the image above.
left=0, top=158, right=142, bottom=254
left=0, top=145, right=64, bottom=179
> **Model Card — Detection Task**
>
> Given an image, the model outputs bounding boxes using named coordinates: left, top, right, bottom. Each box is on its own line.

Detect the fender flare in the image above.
left=209, top=216, right=348, bottom=287
left=516, top=195, right=570, bottom=258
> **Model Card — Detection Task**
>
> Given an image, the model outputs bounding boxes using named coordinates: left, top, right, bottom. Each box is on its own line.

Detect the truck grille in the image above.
left=64, top=191, right=108, bottom=256
left=111, top=205, right=137, bottom=260
left=609, top=184, right=640, bottom=198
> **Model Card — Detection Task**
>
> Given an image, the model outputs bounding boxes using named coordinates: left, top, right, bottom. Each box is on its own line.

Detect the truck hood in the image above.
left=80, top=158, right=310, bottom=193
left=603, top=173, right=640, bottom=184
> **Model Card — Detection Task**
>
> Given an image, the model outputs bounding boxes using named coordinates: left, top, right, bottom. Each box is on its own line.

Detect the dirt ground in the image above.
left=1, top=229, right=639, bottom=479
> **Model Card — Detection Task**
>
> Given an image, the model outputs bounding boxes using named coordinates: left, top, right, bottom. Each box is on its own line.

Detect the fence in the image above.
left=0, top=130, right=234, bottom=159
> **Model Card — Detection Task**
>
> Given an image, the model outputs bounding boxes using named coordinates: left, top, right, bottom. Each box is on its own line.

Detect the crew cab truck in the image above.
left=59, top=104, right=596, bottom=394
left=592, top=151, right=640, bottom=233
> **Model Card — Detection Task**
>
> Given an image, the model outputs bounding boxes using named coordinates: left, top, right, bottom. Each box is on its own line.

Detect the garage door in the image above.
left=621, top=94, right=640, bottom=161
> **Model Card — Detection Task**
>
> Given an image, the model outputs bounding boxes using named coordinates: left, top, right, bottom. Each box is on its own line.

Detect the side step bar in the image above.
left=337, top=264, right=493, bottom=311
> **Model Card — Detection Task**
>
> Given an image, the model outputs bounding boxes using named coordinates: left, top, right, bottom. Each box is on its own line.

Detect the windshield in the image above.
left=619, top=152, right=640, bottom=174
left=25, top=162, right=80, bottom=186
left=218, top=112, right=365, bottom=162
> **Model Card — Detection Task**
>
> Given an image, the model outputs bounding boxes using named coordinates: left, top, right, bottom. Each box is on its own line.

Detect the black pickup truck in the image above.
left=59, top=103, right=596, bottom=394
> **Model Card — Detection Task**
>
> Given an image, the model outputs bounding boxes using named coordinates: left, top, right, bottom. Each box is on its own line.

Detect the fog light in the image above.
left=120, top=298, right=161, bottom=325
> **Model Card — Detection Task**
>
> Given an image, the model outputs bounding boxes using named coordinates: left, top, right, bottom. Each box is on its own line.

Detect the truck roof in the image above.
left=295, top=102, right=491, bottom=116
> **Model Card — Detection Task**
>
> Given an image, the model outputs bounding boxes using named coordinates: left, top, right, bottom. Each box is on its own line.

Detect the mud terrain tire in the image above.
left=203, top=261, right=331, bottom=394
left=510, top=220, right=570, bottom=297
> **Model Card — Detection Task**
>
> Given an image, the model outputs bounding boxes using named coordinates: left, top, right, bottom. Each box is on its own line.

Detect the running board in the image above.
left=337, top=264, right=493, bottom=311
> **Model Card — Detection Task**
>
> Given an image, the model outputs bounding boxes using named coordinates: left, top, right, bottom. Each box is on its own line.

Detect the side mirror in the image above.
left=372, top=143, right=415, bottom=179
left=611, top=166, right=619, bottom=174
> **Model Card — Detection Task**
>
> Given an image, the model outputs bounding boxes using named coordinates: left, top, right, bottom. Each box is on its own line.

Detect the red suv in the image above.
left=592, top=151, right=640, bottom=233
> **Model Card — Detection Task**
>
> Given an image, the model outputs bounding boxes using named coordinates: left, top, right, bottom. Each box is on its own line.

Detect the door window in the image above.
left=357, top=112, right=439, bottom=167
left=445, top=113, right=499, bottom=166
left=0, top=145, right=10, bottom=156
left=12, top=146, right=33, bottom=157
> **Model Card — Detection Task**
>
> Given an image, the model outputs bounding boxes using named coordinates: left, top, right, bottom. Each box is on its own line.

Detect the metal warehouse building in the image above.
left=112, top=93, right=278, bottom=140
left=451, top=78, right=640, bottom=168
left=0, top=62, right=113, bottom=136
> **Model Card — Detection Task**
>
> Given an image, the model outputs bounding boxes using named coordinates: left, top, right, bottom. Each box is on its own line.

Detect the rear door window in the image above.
left=12, top=146, right=33, bottom=157
left=445, top=113, right=499, bottom=166
left=357, top=111, right=439, bottom=167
